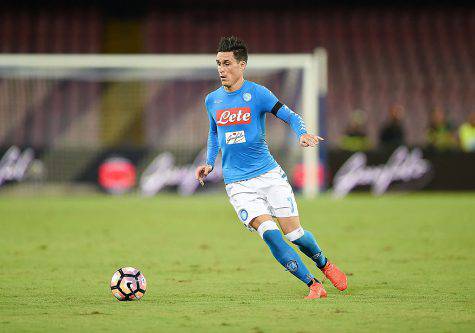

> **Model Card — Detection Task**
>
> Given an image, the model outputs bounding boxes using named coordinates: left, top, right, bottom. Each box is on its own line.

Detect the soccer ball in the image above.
left=110, top=267, right=147, bottom=301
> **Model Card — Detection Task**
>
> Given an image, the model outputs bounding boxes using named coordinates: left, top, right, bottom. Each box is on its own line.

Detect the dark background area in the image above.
left=1, top=0, right=474, bottom=192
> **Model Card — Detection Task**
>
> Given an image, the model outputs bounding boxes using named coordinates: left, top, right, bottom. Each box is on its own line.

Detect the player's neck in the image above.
left=223, top=77, right=245, bottom=93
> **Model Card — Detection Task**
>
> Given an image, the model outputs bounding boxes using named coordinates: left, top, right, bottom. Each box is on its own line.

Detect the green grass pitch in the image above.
left=1, top=192, right=474, bottom=332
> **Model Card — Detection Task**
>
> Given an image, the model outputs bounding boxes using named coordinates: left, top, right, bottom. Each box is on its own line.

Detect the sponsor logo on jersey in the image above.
left=216, top=107, right=251, bottom=126
left=225, top=131, right=246, bottom=144
left=243, top=93, right=252, bottom=102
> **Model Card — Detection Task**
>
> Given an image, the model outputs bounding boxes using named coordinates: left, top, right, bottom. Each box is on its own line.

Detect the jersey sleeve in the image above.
left=256, top=84, right=280, bottom=112
left=274, top=104, right=308, bottom=138
left=257, top=84, right=308, bottom=139
left=205, top=95, right=219, bottom=167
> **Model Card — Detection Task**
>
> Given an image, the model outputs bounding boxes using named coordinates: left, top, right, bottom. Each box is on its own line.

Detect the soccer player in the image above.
left=195, top=36, right=347, bottom=299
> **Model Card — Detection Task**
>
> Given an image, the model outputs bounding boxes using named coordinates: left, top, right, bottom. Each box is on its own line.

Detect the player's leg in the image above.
left=277, top=215, right=348, bottom=292
left=278, top=216, right=328, bottom=269
left=265, top=166, right=347, bottom=291
left=225, top=175, right=325, bottom=298
left=261, top=167, right=328, bottom=268
left=249, top=215, right=322, bottom=293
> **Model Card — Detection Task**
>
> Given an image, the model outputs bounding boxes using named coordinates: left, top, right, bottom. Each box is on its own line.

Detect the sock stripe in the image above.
left=284, top=227, right=304, bottom=242
left=257, top=220, right=279, bottom=239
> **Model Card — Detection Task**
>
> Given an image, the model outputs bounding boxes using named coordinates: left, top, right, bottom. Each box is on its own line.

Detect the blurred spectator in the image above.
left=340, top=109, right=371, bottom=151
left=427, top=107, right=457, bottom=151
left=458, top=112, right=475, bottom=152
left=379, top=105, right=405, bottom=150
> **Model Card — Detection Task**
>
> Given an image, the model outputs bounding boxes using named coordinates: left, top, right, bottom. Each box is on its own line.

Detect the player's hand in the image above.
left=299, top=133, right=324, bottom=147
left=195, top=164, right=213, bottom=186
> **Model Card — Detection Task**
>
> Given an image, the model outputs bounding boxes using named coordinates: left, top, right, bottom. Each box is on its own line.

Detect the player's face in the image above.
left=216, top=52, right=246, bottom=91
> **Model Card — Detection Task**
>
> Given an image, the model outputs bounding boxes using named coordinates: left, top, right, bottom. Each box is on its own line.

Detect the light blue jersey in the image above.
left=205, top=80, right=307, bottom=184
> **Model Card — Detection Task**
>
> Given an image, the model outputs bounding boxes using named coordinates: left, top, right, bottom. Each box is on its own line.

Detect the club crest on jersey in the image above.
left=216, top=107, right=251, bottom=126
left=243, top=93, right=252, bottom=102
left=225, top=130, right=246, bottom=144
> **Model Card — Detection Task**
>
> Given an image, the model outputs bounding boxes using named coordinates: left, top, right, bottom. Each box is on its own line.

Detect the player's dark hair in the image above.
left=217, top=36, right=248, bottom=63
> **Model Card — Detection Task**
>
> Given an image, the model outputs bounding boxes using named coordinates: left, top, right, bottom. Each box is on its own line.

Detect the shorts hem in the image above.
left=272, top=207, right=299, bottom=218
left=273, top=213, right=299, bottom=218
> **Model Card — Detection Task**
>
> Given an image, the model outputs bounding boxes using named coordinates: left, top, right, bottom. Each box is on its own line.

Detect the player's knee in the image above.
left=284, top=226, right=305, bottom=243
left=257, top=220, right=280, bottom=240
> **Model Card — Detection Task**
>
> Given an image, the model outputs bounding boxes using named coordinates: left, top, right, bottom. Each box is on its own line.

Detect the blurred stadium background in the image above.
left=0, top=0, right=474, bottom=196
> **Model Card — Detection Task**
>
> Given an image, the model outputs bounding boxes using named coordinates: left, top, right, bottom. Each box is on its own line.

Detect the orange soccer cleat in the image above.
left=305, top=280, right=327, bottom=299
left=321, top=261, right=348, bottom=291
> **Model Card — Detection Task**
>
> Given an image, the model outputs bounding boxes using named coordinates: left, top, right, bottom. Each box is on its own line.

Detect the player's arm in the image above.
left=205, top=112, right=219, bottom=169
left=272, top=103, right=324, bottom=147
left=259, top=86, right=324, bottom=147
left=195, top=109, right=218, bottom=185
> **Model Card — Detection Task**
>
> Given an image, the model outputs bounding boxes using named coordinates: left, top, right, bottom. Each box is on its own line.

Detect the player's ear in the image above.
left=240, top=60, right=247, bottom=71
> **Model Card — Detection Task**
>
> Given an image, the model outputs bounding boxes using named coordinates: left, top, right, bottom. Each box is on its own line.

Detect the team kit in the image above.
left=195, top=36, right=348, bottom=299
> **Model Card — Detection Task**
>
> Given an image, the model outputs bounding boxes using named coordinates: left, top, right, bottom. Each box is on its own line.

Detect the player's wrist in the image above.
left=298, top=132, right=308, bottom=140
